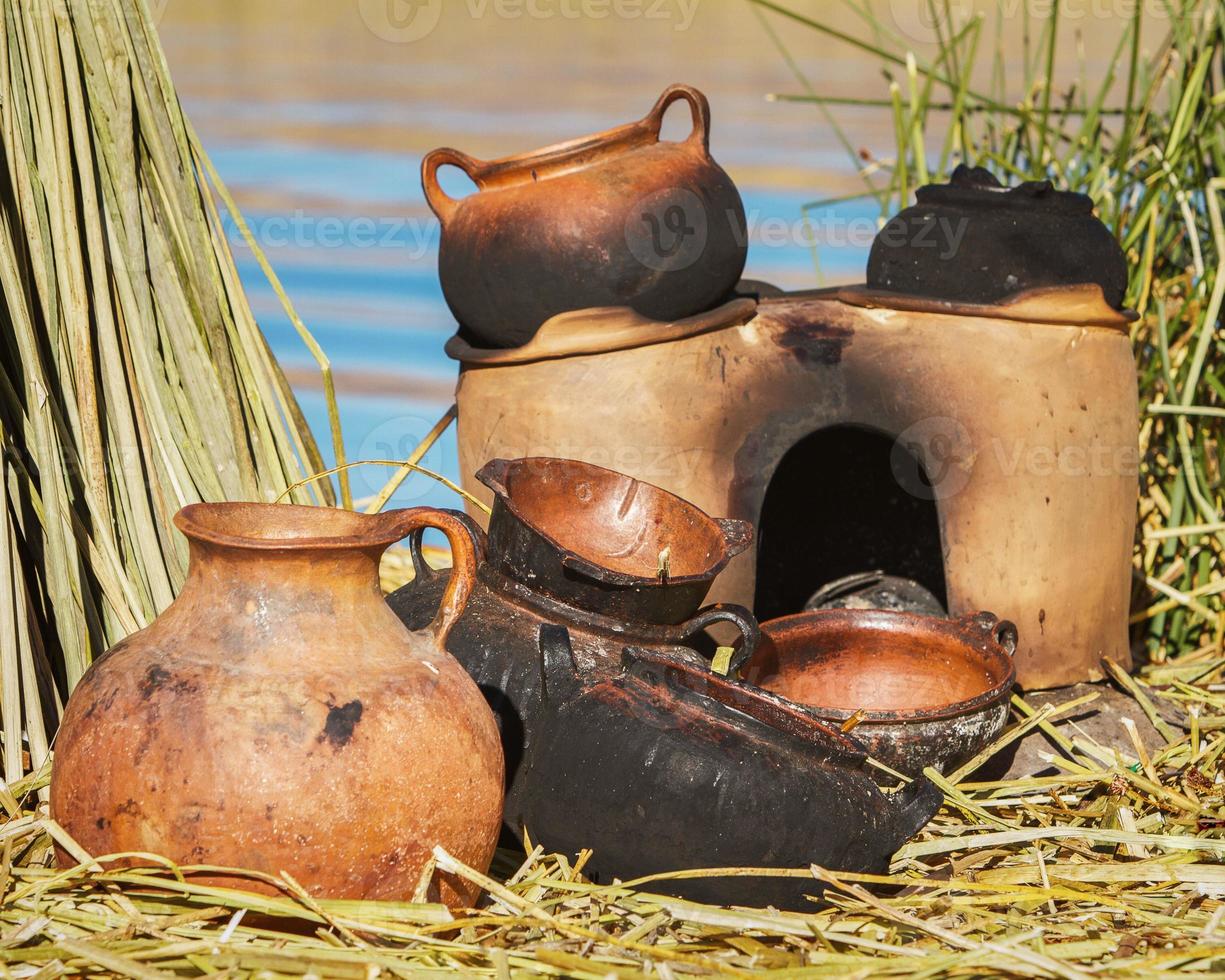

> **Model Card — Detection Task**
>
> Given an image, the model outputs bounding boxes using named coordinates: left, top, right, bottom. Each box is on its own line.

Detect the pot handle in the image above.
left=391, top=508, right=486, bottom=644
left=421, top=147, right=484, bottom=226
left=675, top=602, right=760, bottom=677
left=963, top=610, right=1019, bottom=657
left=642, top=83, right=711, bottom=153
left=537, top=624, right=583, bottom=705
left=405, top=527, right=438, bottom=588
left=404, top=519, right=489, bottom=592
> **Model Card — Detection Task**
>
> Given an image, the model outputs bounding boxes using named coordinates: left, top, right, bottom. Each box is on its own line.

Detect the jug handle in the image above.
left=675, top=602, right=759, bottom=677
left=422, top=147, right=484, bottom=226
left=391, top=508, right=486, bottom=644
left=962, top=611, right=1019, bottom=656
left=642, top=83, right=711, bottom=153
left=404, top=520, right=490, bottom=592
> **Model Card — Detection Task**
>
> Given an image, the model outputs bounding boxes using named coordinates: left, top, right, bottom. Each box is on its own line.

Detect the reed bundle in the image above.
left=0, top=0, right=333, bottom=783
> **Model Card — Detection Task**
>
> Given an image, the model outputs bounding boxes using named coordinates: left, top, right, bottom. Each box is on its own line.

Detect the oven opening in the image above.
left=753, top=425, right=948, bottom=621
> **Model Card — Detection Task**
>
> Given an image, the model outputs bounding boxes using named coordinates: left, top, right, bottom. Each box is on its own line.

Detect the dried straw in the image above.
left=2, top=669, right=1225, bottom=976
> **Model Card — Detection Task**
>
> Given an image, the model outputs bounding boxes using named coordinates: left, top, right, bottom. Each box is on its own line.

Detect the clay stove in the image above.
left=447, top=281, right=1138, bottom=689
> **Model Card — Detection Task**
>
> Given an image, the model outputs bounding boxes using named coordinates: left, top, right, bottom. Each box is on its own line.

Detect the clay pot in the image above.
left=514, top=628, right=942, bottom=908
left=386, top=458, right=759, bottom=836
left=867, top=164, right=1128, bottom=307
left=50, top=503, right=503, bottom=908
left=423, top=83, right=747, bottom=349
left=478, top=456, right=752, bottom=625
left=746, top=609, right=1017, bottom=777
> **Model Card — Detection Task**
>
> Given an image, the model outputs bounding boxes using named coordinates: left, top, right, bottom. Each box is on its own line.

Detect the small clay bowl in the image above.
left=745, top=609, right=1017, bottom=776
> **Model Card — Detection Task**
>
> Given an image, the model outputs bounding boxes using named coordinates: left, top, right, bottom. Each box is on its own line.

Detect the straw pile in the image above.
left=2, top=671, right=1225, bottom=977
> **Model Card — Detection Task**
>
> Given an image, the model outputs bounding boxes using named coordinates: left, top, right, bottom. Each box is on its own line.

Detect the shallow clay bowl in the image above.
left=746, top=609, right=1017, bottom=776
left=477, top=457, right=752, bottom=625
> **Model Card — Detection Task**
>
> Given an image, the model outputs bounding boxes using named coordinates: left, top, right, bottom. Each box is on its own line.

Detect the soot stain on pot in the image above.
left=138, top=664, right=199, bottom=701
left=82, top=683, right=119, bottom=720
left=319, top=699, right=363, bottom=749
left=139, top=665, right=170, bottom=699
left=763, top=305, right=855, bottom=367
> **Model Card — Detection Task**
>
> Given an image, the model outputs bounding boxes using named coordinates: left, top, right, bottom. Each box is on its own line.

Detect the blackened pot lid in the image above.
left=866, top=165, right=1129, bottom=309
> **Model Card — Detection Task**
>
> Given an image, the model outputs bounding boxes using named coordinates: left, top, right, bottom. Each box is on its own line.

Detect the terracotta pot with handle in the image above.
left=423, top=83, right=747, bottom=349
left=50, top=503, right=503, bottom=909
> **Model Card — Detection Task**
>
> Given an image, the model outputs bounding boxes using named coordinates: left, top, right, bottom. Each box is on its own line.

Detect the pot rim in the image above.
left=460, top=83, right=709, bottom=185
left=174, top=502, right=405, bottom=552
left=758, top=608, right=1017, bottom=725
left=479, top=457, right=752, bottom=589
left=834, top=282, right=1136, bottom=330
left=457, top=119, right=682, bottom=185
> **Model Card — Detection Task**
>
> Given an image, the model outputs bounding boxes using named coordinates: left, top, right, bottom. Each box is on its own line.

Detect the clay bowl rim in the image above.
left=756, top=608, right=1017, bottom=726
left=174, top=502, right=406, bottom=552
left=479, top=456, right=751, bottom=589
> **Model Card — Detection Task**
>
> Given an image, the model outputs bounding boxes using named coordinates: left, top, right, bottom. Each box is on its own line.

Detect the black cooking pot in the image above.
left=478, top=457, right=752, bottom=625
left=515, top=627, right=942, bottom=907
left=386, top=459, right=759, bottom=839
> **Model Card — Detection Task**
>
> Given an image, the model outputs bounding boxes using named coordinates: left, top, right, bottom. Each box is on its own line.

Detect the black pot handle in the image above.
left=674, top=603, right=759, bottom=677
left=405, top=527, right=438, bottom=587
left=537, top=624, right=582, bottom=705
